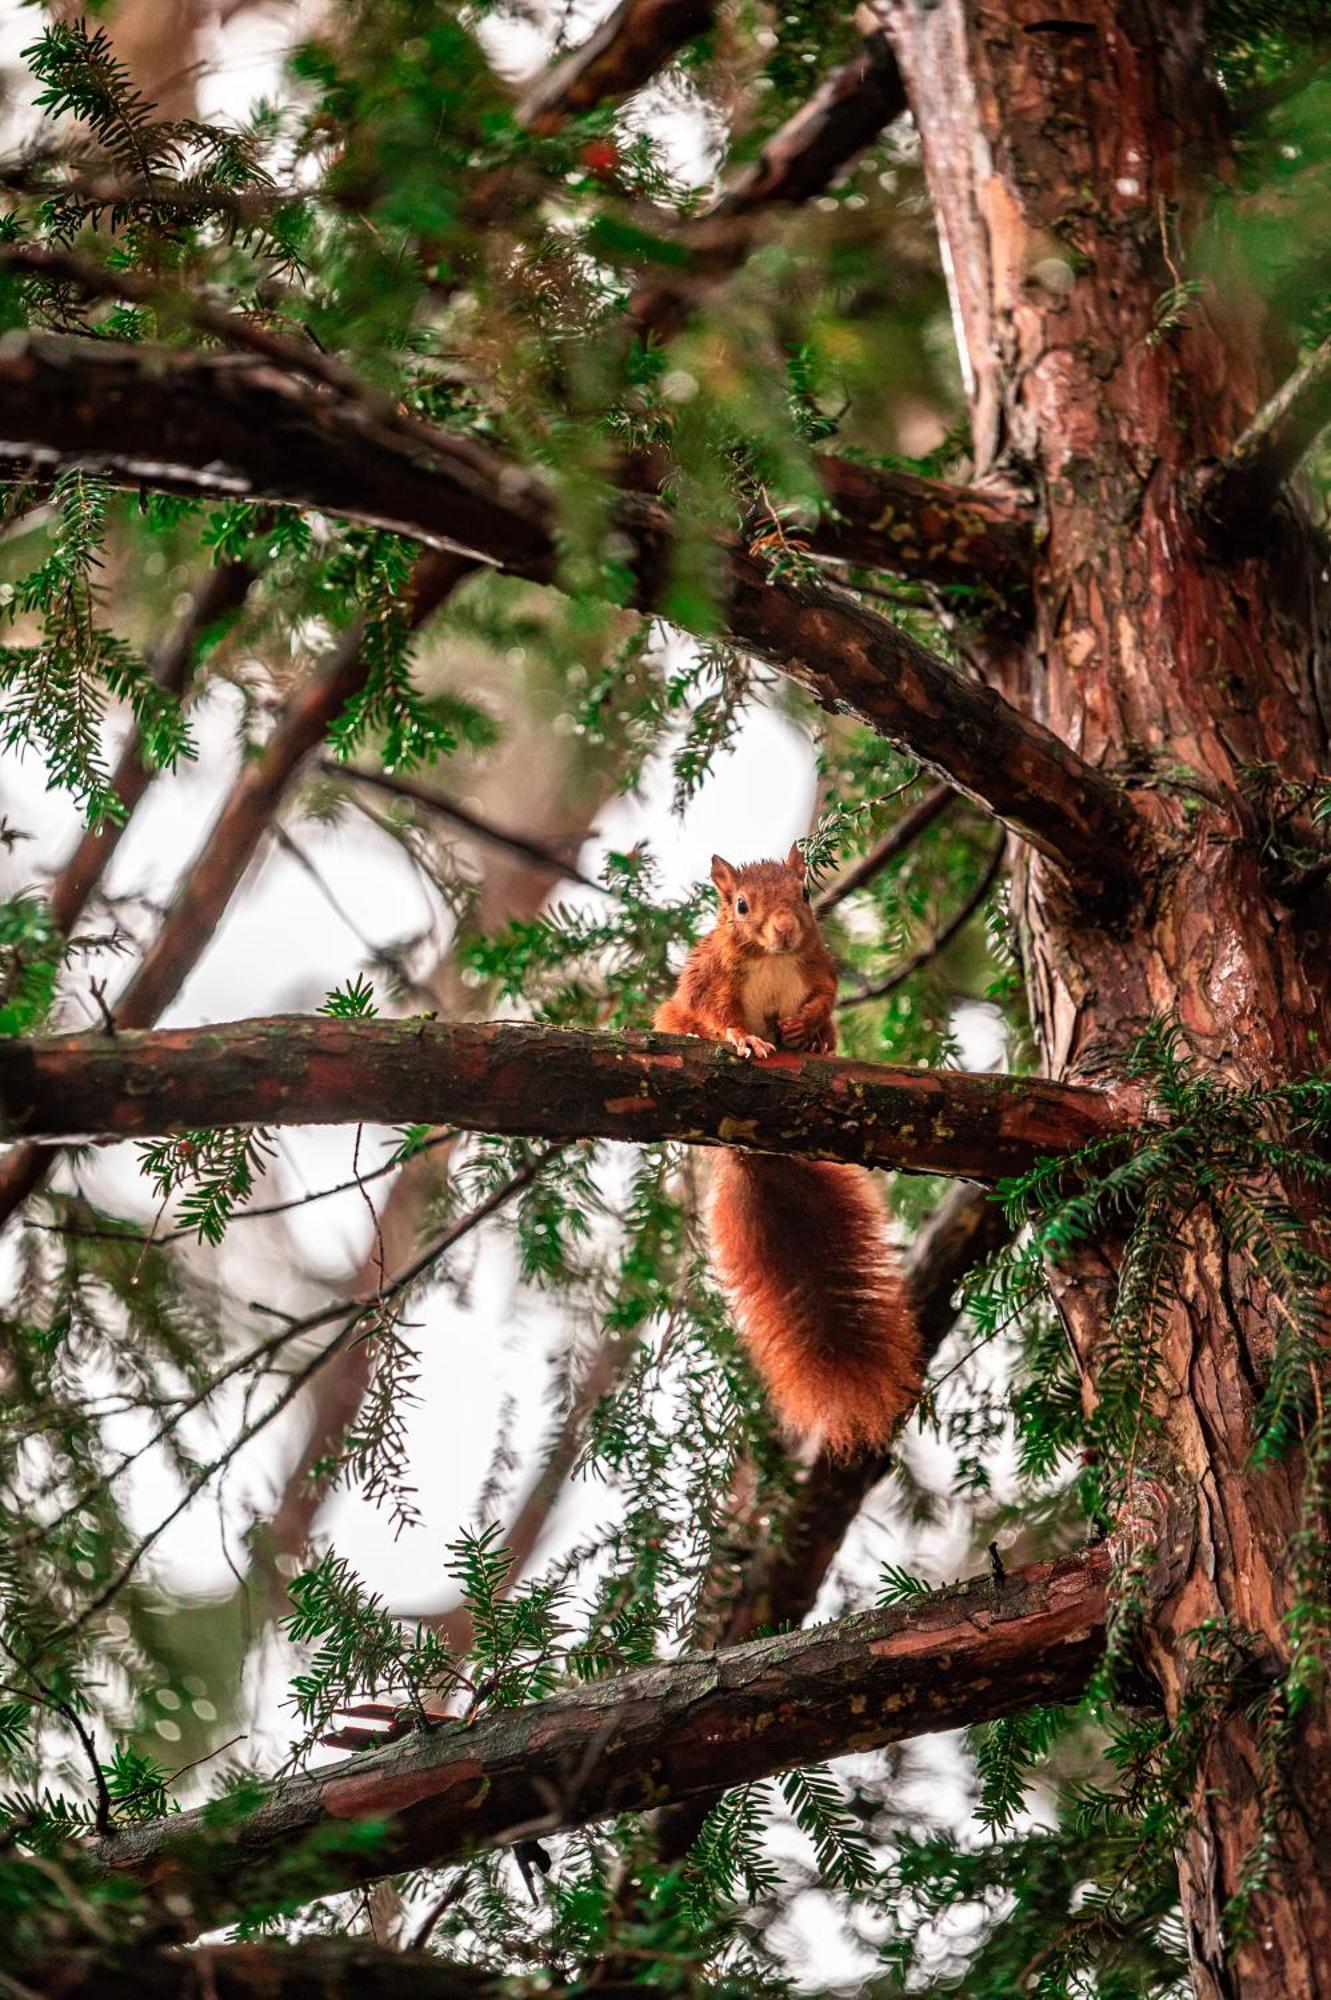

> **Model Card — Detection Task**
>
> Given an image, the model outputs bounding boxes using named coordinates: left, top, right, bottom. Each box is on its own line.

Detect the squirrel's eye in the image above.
left=735, top=896, right=748, bottom=916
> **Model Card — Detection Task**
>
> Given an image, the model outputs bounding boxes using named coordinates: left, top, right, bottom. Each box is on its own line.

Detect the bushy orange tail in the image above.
left=708, top=1151, right=920, bottom=1458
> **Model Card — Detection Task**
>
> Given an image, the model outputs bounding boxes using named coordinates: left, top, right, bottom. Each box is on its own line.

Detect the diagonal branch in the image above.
left=322, top=759, right=606, bottom=894
left=624, top=1179, right=1013, bottom=1876
left=110, top=553, right=471, bottom=1032
left=1196, top=334, right=1331, bottom=538
left=0, top=1015, right=1139, bottom=1182
left=0, top=332, right=1147, bottom=901
left=629, top=29, right=908, bottom=340
left=0, top=552, right=470, bottom=1230
left=0, top=560, right=255, bottom=1226
left=518, top=0, right=714, bottom=133
left=813, top=783, right=954, bottom=913
left=48, top=560, right=255, bottom=935
left=98, top=1547, right=1110, bottom=1932
left=838, top=831, right=1006, bottom=1008
left=715, top=1180, right=1015, bottom=1652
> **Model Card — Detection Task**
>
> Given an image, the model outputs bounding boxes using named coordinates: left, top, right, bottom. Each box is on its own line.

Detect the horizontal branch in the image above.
left=0, top=331, right=1148, bottom=899
left=98, top=1548, right=1110, bottom=1931
left=0, top=1017, right=1137, bottom=1182
left=1195, top=334, right=1331, bottom=537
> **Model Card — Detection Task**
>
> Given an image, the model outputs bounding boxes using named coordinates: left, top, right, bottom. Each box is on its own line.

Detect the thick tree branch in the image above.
left=1195, top=335, right=1331, bottom=537
left=714, top=547, right=1145, bottom=899
left=98, top=1547, right=1110, bottom=1930
left=0, top=1016, right=1137, bottom=1182
left=0, top=332, right=1144, bottom=898
left=810, top=456, right=1035, bottom=602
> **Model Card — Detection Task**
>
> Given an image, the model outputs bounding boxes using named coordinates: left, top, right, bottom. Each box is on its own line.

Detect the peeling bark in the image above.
left=0, top=1015, right=1137, bottom=1181
left=96, top=1548, right=1110, bottom=1934
left=882, top=0, right=1331, bottom=1987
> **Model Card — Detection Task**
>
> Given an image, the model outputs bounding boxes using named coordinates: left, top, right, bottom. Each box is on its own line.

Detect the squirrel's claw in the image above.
left=780, top=1014, right=834, bottom=1055
left=726, top=1029, right=776, bottom=1060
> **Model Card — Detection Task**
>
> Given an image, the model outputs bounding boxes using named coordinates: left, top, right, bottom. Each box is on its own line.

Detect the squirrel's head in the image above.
left=711, top=846, right=813, bottom=956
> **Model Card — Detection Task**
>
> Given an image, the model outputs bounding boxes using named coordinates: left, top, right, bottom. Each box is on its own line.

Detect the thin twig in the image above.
left=814, top=784, right=954, bottom=917
left=324, top=761, right=606, bottom=893
left=838, top=834, right=1007, bottom=1009
left=14, top=1149, right=564, bottom=1580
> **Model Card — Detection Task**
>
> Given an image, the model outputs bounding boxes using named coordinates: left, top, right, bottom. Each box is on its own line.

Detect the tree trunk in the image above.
left=881, top=1, right=1331, bottom=1990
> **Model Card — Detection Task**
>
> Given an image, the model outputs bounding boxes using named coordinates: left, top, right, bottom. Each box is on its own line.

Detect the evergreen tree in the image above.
left=0, top=1, right=1330, bottom=1993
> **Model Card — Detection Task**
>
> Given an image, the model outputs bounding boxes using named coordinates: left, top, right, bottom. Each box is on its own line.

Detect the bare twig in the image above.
left=814, top=784, right=954, bottom=916
left=1196, top=334, right=1331, bottom=536
left=839, top=833, right=1007, bottom=1008
left=322, top=761, right=606, bottom=894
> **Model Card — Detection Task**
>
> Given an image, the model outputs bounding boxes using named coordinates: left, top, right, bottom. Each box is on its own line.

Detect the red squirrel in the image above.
left=655, top=846, right=921, bottom=1457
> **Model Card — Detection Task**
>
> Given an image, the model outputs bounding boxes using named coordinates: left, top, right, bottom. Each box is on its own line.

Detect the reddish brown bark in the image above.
left=0, top=1014, right=1137, bottom=1180
left=97, top=1548, right=1110, bottom=1933
left=810, top=455, right=1035, bottom=602
left=0, top=332, right=1141, bottom=895
left=883, top=0, right=1331, bottom=1988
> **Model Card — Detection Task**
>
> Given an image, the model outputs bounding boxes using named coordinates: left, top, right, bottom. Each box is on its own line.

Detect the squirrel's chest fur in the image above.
left=739, top=954, right=810, bottom=1038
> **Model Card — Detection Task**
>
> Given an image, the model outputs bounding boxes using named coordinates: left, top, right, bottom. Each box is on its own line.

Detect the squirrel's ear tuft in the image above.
left=785, top=842, right=805, bottom=878
left=710, top=854, right=737, bottom=897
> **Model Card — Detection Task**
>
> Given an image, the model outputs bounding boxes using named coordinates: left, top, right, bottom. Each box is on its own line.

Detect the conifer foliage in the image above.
left=1, top=1, right=1330, bottom=1995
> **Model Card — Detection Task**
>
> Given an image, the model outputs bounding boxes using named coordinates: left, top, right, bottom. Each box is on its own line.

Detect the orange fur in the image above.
left=654, top=846, right=920, bottom=1456
left=708, top=1150, right=920, bottom=1458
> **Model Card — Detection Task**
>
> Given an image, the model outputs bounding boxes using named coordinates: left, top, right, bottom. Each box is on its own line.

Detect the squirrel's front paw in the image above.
left=780, top=1014, right=834, bottom=1054
left=727, top=1029, right=776, bottom=1060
